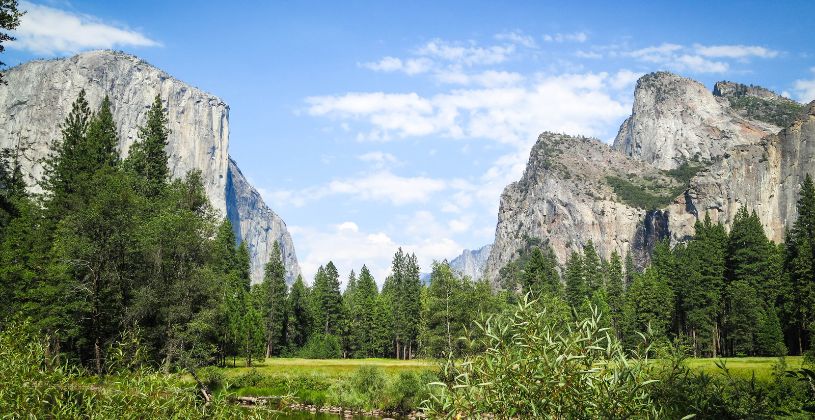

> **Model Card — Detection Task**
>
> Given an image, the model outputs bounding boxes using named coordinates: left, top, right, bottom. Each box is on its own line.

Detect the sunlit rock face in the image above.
left=485, top=71, right=813, bottom=286
left=0, top=50, right=300, bottom=283
left=449, top=244, right=492, bottom=280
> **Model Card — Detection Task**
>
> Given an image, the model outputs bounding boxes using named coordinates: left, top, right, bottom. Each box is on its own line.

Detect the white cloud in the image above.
left=494, top=31, right=538, bottom=48
left=291, top=218, right=463, bottom=287
left=625, top=42, right=779, bottom=74
left=794, top=68, right=815, bottom=103
left=357, top=151, right=400, bottom=168
left=10, top=1, right=160, bottom=55
left=627, top=43, right=729, bottom=73
left=328, top=171, right=446, bottom=205
left=416, top=39, right=515, bottom=66
left=576, top=50, right=602, bottom=59
left=306, top=71, right=630, bottom=147
left=609, top=69, right=643, bottom=91
left=361, top=56, right=432, bottom=75
left=269, top=170, right=448, bottom=207
left=543, top=32, right=588, bottom=43
left=694, top=44, right=779, bottom=59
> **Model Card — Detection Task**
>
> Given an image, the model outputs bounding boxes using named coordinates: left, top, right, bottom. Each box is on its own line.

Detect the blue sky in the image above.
left=5, top=0, right=815, bottom=285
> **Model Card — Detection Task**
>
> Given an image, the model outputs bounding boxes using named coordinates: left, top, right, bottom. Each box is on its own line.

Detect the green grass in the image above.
left=223, top=357, right=437, bottom=378
left=681, top=356, right=803, bottom=382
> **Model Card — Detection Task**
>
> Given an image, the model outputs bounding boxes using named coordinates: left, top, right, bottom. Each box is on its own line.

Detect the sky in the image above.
left=5, top=0, right=815, bottom=286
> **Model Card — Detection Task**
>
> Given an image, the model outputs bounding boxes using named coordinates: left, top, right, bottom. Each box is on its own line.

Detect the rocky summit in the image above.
left=0, top=50, right=300, bottom=284
left=448, top=244, right=492, bottom=280
left=484, top=71, right=813, bottom=286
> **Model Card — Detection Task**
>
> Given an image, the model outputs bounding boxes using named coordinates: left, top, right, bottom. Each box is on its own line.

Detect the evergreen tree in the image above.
left=756, top=305, right=786, bottom=356
left=522, top=247, right=560, bottom=296
left=351, top=265, right=379, bottom=357
left=126, top=95, right=170, bottom=196
left=286, top=275, right=311, bottom=350
left=582, top=241, right=602, bottom=294
left=622, top=268, right=674, bottom=347
left=564, top=251, right=586, bottom=308
left=604, top=251, right=625, bottom=338
left=783, top=174, right=815, bottom=354
left=260, top=241, right=288, bottom=358
left=0, top=0, right=23, bottom=85
left=311, top=262, right=342, bottom=335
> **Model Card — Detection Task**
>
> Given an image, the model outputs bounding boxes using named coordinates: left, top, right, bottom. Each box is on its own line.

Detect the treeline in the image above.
left=502, top=187, right=815, bottom=358
left=3, top=91, right=815, bottom=371
left=0, top=91, right=285, bottom=371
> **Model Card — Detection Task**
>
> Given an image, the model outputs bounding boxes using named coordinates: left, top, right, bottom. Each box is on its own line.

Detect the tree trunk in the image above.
left=94, top=338, right=102, bottom=375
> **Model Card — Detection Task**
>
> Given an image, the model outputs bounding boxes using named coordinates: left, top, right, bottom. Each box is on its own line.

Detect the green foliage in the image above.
left=606, top=162, right=703, bottom=210
left=423, top=297, right=660, bottom=418
left=298, top=334, right=342, bottom=359
left=727, top=95, right=805, bottom=128
left=0, top=0, right=22, bottom=85
left=0, top=321, right=264, bottom=418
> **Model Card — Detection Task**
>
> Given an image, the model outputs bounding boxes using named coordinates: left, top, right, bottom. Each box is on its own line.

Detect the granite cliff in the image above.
left=448, top=244, right=492, bottom=280
left=485, top=71, right=811, bottom=285
left=0, top=50, right=300, bottom=283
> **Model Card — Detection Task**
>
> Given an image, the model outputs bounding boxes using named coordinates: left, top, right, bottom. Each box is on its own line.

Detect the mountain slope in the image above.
left=449, top=244, right=492, bottom=280
left=485, top=71, right=811, bottom=285
left=0, top=50, right=300, bottom=283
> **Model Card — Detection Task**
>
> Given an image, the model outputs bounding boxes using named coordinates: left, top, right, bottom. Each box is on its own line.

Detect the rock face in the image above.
left=449, top=244, right=492, bottom=280
left=227, top=158, right=301, bottom=283
left=613, top=72, right=779, bottom=170
left=485, top=71, right=812, bottom=286
left=0, top=50, right=300, bottom=283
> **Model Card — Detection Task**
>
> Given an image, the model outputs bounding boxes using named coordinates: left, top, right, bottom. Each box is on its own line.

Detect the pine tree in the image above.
left=783, top=174, right=815, bottom=354
left=604, top=250, right=625, bottom=338
left=756, top=305, right=786, bottom=356
left=260, top=241, right=288, bottom=358
left=127, top=95, right=170, bottom=196
left=286, top=275, right=311, bottom=350
left=423, top=261, right=462, bottom=358
left=0, top=0, right=23, bottom=85
left=522, top=247, right=560, bottom=296
left=564, top=251, right=586, bottom=308
left=582, top=241, right=602, bottom=294
left=311, top=262, right=342, bottom=336
left=622, top=268, right=674, bottom=347
left=352, top=265, right=379, bottom=357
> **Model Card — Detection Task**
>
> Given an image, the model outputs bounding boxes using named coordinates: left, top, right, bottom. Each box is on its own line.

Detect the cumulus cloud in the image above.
left=291, top=217, right=463, bottom=287
left=10, top=1, right=160, bottom=55
left=306, top=71, right=632, bottom=146
left=361, top=56, right=432, bottom=75
left=416, top=39, right=515, bottom=66
left=625, top=42, right=779, bottom=74
left=694, top=44, right=779, bottom=59
left=793, top=67, right=815, bottom=103
left=268, top=170, right=448, bottom=208
left=494, top=31, right=538, bottom=48
left=357, top=151, right=400, bottom=168
left=543, top=32, right=588, bottom=43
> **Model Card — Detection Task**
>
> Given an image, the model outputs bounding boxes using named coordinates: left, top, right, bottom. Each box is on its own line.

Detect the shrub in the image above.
left=233, top=368, right=265, bottom=388
left=197, top=366, right=225, bottom=391
left=422, top=297, right=660, bottom=418
left=386, top=371, right=423, bottom=413
left=298, top=334, right=342, bottom=359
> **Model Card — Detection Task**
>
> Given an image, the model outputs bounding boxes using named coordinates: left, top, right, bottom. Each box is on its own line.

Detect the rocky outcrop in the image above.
left=485, top=71, right=812, bottom=286
left=449, top=244, right=492, bottom=280
left=713, top=81, right=805, bottom=128
left=613, top=72, right=779, bottom=170
left=483, top=132, right=679, bottom=281
left=670, top=102, right=815, bottom=244
left=227, top=158, right=301, bottom=283
left=0, top=50, right=300, bottom=283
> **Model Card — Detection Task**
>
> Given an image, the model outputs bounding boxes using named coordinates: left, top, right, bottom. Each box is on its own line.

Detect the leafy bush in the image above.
left=386, top=371, right=423, bottom=413
left=0, top=321, right=266, bottom=418
left=298, top=334, right=342, bottom=359
left=233, top=368, right=265, bottom=388
left=197, top=366, right=226, bottom=391
left=650, top=350, right=811, bottom=418
left=422, top=297, right=660, bottom=418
